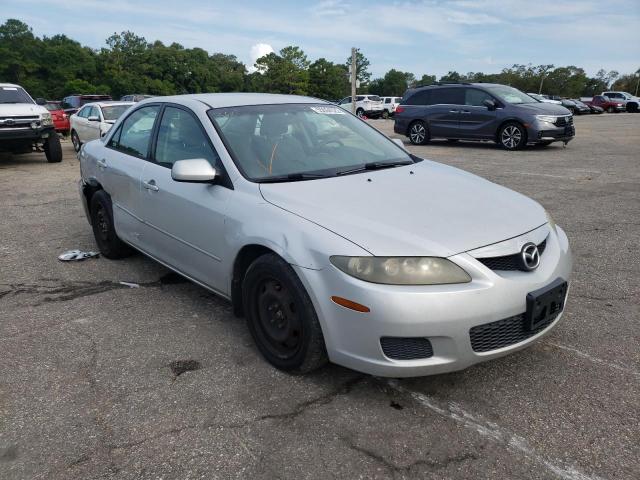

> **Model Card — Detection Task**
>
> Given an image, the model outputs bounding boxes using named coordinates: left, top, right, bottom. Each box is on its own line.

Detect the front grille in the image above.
left=477, top=238, right=547, bottom=272
left=0, top=116, right=39, bottom=129
left=470, top=312, right=556, bottom=352
left=554, top=115, right=573, bottom=127
left=381, top=337, right=433, bottom=360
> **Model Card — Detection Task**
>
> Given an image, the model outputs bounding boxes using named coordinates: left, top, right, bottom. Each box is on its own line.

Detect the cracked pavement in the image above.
left=1, top=114, right=639, bottom=479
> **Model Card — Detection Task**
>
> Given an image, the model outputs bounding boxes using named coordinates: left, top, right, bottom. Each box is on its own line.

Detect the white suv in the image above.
left=337, top=95, right=384, bottom=118
left=380, top=96, right=402, bottom=118
left=0, top=83, right=62, bottom=163
left=602, top=91, right=639, bottom=113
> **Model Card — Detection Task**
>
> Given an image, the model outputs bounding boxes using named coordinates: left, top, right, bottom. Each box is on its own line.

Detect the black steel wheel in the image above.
left=89, top=190, right=133, bottom=259
left=243, top=253, right=327, bottom=373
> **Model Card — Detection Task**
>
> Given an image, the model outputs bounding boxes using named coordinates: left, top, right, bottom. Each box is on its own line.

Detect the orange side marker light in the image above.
left=331, top=296, right=370, bottom=313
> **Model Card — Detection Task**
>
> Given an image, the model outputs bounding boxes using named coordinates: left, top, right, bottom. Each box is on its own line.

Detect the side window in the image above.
left=89, top=106, right=99, bottom=118
left=356, top=96, right=365, bottom=101
left=77, top=107, right=89, bottom=118
left=384, top=98, right=391, bottom=104
left=109, top=105, right=160, bottom=158
left=435, top=88, right=464, bottom=105
left=406, top=90, right=432, bottom=105
left=464, top=88, right=494, bottom=107
left=154, top=106, right=219, bottom=168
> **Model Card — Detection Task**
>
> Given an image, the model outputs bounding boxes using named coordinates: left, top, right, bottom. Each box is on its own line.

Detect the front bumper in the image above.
left=294, top=224, right=572, bottom=377
left=529, top=121, right=575, bottom=144
left=0, top=125, right=54, bottom=141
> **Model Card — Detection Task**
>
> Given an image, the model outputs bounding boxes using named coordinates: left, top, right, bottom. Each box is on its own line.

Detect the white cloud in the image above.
left=248, top=43, right=275, bottom=73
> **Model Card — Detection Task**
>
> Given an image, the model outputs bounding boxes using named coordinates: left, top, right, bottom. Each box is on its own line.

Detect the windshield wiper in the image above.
left=336, top=160, right=413, bottom=176
left=258, top=172, right=330, bottom=183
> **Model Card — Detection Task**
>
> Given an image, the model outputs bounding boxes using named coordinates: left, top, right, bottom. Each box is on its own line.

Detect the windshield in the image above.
left=0, top=86, right=33, bottom=104
left=486, top=85, right=538, bottom=104
left=101, top=105, right=131, bottom=121
left=209, top=103, right=411, bottom=181
left=45, top=102, right=63, bottom=111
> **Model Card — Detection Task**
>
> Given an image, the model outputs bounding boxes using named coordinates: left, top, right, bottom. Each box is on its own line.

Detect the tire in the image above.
left=242, top=253, right=328, bottom=373
left=408, top=121, right=429, bottom=145
left=382, top=110, right=389, bottom=119
left=89, top=190, right=133, bottom=259
left=498, top=122, right=527, bottom=150
left=71, top=130, right=82, bottom=152
left=356, top=108, right=365, bottom=118
left=44, top=134, right=63, bottom=163
left=607, top=106, right=614, bottom=113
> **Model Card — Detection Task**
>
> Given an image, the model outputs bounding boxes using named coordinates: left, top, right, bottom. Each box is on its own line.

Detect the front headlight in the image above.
left=41, top=112, right=53, bottom=126
left=330, top=256, right=471, bottom=285
left=535, top=115, right=557, bottom=123
left=545, top=210, right=557, bottom=231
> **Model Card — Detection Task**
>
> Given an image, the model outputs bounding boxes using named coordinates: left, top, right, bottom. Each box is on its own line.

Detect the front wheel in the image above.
left=408, top=121, right=429, bottom=145
left=44, top=134, right=63, bottom=163
left=382, top=110, right=389, bottom=119
left=242, top=253, right=327, bottom=373
left=499, top=122, right=527, bottom=150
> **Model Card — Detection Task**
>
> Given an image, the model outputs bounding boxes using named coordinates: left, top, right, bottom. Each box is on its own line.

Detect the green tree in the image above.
left=308, top=58, right=347, bottom=100
left=345, top=49, right=371, bottom=84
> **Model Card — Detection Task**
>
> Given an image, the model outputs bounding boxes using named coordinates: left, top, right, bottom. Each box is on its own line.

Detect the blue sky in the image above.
left=2, top=0, right=639, bottom=78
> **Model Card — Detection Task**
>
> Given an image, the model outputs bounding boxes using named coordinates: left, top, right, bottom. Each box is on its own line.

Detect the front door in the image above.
left=457, top=88, right=498, bottom=139
left=137, top=105, right=232, bottom=294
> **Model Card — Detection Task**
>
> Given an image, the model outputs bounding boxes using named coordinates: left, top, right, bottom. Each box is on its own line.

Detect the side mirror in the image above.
left=35, top=98, right=47, bottom=105
left=88, top=116, right=100, bottom=122
left=171, top=158, right=217, bottom=183
left=482, top=99, right=497, bottom=111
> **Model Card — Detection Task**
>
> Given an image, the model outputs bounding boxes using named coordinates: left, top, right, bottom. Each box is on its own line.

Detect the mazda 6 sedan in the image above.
left=78, top=93, right=572, bottom=377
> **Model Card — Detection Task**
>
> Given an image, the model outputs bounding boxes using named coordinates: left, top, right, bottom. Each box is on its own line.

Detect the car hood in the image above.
left=259, top=160, right=547, bottom=257
left=0, top=103, right=48, bottom=116
left=514, top=102, right=572, bottom=115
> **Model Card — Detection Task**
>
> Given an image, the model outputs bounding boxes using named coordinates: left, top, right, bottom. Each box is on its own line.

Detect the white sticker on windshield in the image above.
left=310, top=106, right=345, bottom=115
left=2, top=87, right=18, bottom=91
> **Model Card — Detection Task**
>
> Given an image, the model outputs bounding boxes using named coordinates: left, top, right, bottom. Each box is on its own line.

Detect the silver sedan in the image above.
left=78, top=93, right=572, bottom=377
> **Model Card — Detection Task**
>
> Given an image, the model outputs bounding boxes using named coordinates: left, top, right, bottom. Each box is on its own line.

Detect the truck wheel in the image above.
left=44, top=134, right=63, bottom=163
left=71, top=130, right=82, bottom=152
left=242, top=253, right=327, bottom=373
left=382, top=110, right=389, bottom=119
left=89, top=190, right=133, bottom=259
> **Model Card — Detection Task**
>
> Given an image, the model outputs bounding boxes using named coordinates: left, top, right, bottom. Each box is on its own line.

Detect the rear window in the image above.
left=0, top=86, right=33, bottom=104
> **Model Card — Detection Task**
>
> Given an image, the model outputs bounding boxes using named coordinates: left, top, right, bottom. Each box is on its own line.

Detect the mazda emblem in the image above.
left=520, top=242, right=540, bottom=271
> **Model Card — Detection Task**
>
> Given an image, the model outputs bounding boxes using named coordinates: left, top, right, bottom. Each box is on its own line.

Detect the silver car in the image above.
left=78, top=93, right=572, bottom=377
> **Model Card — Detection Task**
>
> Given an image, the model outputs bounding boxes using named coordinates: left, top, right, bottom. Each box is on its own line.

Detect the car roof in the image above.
left=0, top=83, right=22, bottom=88
left=80, top=101, right=135, bottom=108
left=140, top=93, right=327, bottom=109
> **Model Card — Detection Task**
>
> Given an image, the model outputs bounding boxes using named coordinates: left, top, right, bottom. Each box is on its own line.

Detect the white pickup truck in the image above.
left=0, top=83, right=62, bottom=163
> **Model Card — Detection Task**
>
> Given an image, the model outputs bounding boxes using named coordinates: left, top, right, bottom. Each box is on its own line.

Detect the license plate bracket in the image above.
left=525, top=278, right=567, bottom=331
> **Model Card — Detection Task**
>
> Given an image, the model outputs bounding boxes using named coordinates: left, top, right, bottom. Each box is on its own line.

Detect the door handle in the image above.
left=96, top=159, right=107, bottom=168
left=449, top=109, right=460, bottom=113
left=143, top=180, right=159, bottom=192
left=460, top=110, right=472, bottom=114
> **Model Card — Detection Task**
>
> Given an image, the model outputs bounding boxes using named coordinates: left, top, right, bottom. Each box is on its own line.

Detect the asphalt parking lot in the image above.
left=1, top=113, right=638, bottom=480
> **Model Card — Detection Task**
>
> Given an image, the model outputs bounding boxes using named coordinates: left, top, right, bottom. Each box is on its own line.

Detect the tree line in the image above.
left=1, top=19, right=637, bottom=102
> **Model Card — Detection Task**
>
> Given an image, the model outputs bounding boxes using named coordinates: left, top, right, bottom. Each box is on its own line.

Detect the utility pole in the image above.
left=351, top=47, right=357, bottom=114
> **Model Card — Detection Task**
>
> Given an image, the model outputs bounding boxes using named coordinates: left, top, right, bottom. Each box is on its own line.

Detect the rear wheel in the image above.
left=89, top=190, right=133, bottom=259
left=44, top=134, right=62, bottom=163
left=356, top=108, right=365, bottom=118
left=71, top=130, right=82, bottom=152
left=408, top=121, right=429, bottom=145
left=626, top=103, right=638, bottom=113
left=242, top=253, right=327, bottom=373
left=499, top=122, right=527, bottom=150
left=382, top=110, right=389, bottom=119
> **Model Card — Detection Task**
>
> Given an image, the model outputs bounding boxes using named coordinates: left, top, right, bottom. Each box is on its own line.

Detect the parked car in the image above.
left=337, top=95, right=384, bottom=118
left=44, top=101, right=70, bottom=134
left=70, top=101, right=134, bottom=151
left=527, top=93, right=562, bottom=105
left=565, top=99, right=591, bottom=115
left=585, top=95, right=625, bottom=113
left=394, top=83, right=574, bottom=150
left=0, top=83, right=62, bottom=163
left=78, top=93, right=572, bottom=376
left=601, top=91, right=639, bottom=112
left=380, top=96, right=402, bottom=118
left=120, top=94, right=154, bottom=102
left=62, top=94, right=112, bottom=115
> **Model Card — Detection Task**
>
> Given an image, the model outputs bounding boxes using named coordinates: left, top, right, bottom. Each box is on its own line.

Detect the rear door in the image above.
left=457, top=88, right=498, bottom=139
left=427, top=88, right=464, bottom=138
left=137, top=104, right=232, bottom=293
left=74, top=106, right=91, bottom=141
left=100, top=105, right=161, bottom=246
